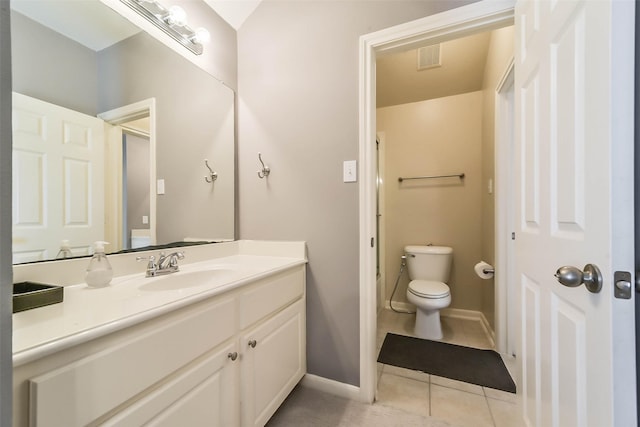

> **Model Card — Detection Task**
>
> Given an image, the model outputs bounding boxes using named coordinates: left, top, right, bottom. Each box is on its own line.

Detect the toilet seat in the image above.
left=408, top=280, right=450, bottom=299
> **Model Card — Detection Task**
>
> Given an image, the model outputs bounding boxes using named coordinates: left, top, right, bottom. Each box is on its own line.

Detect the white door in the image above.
left=12, top=93, right=105, bottom=262
left=515, top=0, right=635, bottom=426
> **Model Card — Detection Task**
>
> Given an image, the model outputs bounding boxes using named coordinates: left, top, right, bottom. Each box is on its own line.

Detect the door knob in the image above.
left=554, top=264, right=602, bottom=293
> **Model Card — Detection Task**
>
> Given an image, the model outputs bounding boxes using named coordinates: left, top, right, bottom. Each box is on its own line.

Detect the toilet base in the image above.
left=406, top=288, right=450, bottom=341
left=414, top=308, right=443, bottom=340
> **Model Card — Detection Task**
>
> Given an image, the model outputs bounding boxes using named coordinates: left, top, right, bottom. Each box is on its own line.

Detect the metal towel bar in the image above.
left=398, top=173, right=465, bottom=182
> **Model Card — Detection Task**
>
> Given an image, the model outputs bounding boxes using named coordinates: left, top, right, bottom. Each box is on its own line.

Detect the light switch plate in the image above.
left=157, top=179, right=165, bottom=195
left=142, top=215, right=149, bottom=224
left=343, top=160, right=357, bottom=183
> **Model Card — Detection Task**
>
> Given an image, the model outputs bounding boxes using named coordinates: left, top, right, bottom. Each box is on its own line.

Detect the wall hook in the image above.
left=257, top=152, right=270, bottom=179
left=204, top=159, right=218, bottom=183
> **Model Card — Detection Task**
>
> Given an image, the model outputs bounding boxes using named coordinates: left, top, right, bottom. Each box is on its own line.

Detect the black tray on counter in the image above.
left=13, top=282, right=63, bottom=313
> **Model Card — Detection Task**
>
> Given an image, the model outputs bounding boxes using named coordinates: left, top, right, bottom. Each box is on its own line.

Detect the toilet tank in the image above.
left=404, top=245, right=453, bottom=282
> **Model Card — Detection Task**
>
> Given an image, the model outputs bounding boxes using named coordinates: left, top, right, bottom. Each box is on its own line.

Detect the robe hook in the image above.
left=204, top=159, right=218, bottom=183
left=257, top=152, right=270, bottom=179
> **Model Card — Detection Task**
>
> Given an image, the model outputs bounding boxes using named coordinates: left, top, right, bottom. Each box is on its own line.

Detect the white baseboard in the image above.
left=301, top=374, right=362, bottom=401
left=479, top=313, right=496, bottom=348
left=384, top=300, right=415, bottom=312
left=441, top=308, right=496, bottom=348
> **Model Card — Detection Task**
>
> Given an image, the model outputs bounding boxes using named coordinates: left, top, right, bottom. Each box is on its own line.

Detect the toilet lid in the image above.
left=408, top=280, right=450, bottom=298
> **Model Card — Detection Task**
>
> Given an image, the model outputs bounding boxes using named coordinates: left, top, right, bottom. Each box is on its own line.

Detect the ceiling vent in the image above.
left=417, top=44, right=441, bottom=70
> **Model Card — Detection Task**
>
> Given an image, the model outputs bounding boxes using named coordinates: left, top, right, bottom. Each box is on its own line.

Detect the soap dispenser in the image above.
left=85, top=241, right=113, bottom=288
left=55, top=240, right=72, bottom=259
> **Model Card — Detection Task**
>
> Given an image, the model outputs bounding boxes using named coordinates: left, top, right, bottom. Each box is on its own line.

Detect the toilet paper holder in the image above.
left=474, top=261, right=495, bottom=279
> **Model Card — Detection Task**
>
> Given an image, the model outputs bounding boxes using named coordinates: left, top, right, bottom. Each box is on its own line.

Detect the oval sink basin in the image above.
left=139, top=269, right=234, bottom=291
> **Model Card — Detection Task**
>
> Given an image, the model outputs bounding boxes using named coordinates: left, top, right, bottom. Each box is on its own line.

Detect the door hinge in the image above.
left=511, top=232, right=515, bottom=240
left=371, top=237, right=375, bottom=248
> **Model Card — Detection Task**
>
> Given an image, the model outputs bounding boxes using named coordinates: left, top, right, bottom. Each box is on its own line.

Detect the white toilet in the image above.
left=404, top=245, right=453, bottom=340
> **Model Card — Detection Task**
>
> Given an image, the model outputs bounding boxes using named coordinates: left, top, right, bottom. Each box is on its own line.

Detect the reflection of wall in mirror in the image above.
left=98, top=31, right=235, bottom=245
left=123, top=132, right=151, bottom=249
left=11, top=11, right=98, bottom=115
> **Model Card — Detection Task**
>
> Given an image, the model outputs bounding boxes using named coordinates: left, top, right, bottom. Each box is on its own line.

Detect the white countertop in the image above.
left=13, top=251, right=306, bottom=367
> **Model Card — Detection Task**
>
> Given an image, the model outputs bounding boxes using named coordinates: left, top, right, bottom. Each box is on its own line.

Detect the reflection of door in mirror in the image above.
left=100, top=99, right=157, bottom=254
left=12, top=93, right=105, bottom=263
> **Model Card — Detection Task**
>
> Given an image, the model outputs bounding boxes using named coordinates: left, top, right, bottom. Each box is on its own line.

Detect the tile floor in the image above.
left=268, top=309, right=524, bottom=427
left=376, top=309, right=523, bottom=427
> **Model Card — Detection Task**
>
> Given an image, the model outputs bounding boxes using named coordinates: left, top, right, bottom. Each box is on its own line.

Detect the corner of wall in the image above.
left=0, top=2, right=13, bottom=424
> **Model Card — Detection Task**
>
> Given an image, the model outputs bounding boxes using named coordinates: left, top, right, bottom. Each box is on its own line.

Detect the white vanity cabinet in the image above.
left=13, top=264, right=306, bottom=427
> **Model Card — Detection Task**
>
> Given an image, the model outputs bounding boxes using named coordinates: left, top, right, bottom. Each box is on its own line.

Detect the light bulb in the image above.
left=192, top=27, right=211, bottom=44
left=166, top=5, right=187, bottom=26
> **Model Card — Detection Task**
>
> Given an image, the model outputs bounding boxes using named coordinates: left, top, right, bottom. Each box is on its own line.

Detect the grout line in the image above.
left=428, top=375, right=432, bottom=417
left=485, top=394, right=499, bottom=427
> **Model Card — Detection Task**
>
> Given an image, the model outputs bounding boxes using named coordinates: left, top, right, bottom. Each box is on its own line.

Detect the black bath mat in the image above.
left=377, top=333, right=516, bottom=393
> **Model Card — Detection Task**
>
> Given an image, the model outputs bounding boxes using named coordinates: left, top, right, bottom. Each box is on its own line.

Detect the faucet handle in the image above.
left=136, top=255, right=157, bottom=270
left=168, top=252, right=185, bottom=267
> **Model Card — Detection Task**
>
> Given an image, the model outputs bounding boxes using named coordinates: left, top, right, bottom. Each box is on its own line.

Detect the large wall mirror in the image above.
left=10, top=0, right=235, bottom=264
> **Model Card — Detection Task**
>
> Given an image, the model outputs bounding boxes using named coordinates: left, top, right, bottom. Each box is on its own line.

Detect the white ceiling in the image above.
left=376, top=31, right=493, bottom=108
left=204, top=0, right=262, bottom=30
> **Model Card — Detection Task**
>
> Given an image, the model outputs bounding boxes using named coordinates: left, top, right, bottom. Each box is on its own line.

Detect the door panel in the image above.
left=521, top=276, right=541, bottom=426
left=520, top=71, right=541, bottom=231
left=550, top=295, right=585, bottom=427
left=550, top=4, right=585, bottom=236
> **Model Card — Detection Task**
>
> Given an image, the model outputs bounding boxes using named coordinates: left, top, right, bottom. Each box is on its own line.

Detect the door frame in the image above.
left=358, top=0, right=516, bottom=403
left=376, top=131, right=386, bottom=312
left=494, top=59, right=515, bottom=355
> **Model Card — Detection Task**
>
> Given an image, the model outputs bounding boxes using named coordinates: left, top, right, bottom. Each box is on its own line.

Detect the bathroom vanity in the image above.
left=12, top=241, right=307, bottom=427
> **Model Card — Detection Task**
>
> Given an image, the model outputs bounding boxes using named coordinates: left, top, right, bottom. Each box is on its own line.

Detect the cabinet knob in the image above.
left=227, top=352, right=238, bottom=361
left=248, top=339, right=257, bottom=348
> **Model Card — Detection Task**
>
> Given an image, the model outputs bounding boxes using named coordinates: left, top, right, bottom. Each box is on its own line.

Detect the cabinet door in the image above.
left=241, top=299, right=306, bottom=427
left=103, top=342, right=239, bottom=427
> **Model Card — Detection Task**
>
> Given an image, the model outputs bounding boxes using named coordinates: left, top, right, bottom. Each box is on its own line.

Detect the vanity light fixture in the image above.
left=120, top=0, right=210, bottom=55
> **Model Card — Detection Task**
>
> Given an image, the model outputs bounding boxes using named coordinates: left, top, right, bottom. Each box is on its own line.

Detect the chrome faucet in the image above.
left=137, top=251, right=185, bottom=277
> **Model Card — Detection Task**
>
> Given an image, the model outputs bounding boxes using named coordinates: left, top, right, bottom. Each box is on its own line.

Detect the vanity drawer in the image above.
left=28, top=296, right=237, bottom=427
left=239, top=267, right=304, bottom=330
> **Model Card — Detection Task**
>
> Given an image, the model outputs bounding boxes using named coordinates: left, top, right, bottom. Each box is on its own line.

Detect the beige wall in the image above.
left=378, top=91, right=485, bottom=311
left=480, top=26, right=515, bottom=328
